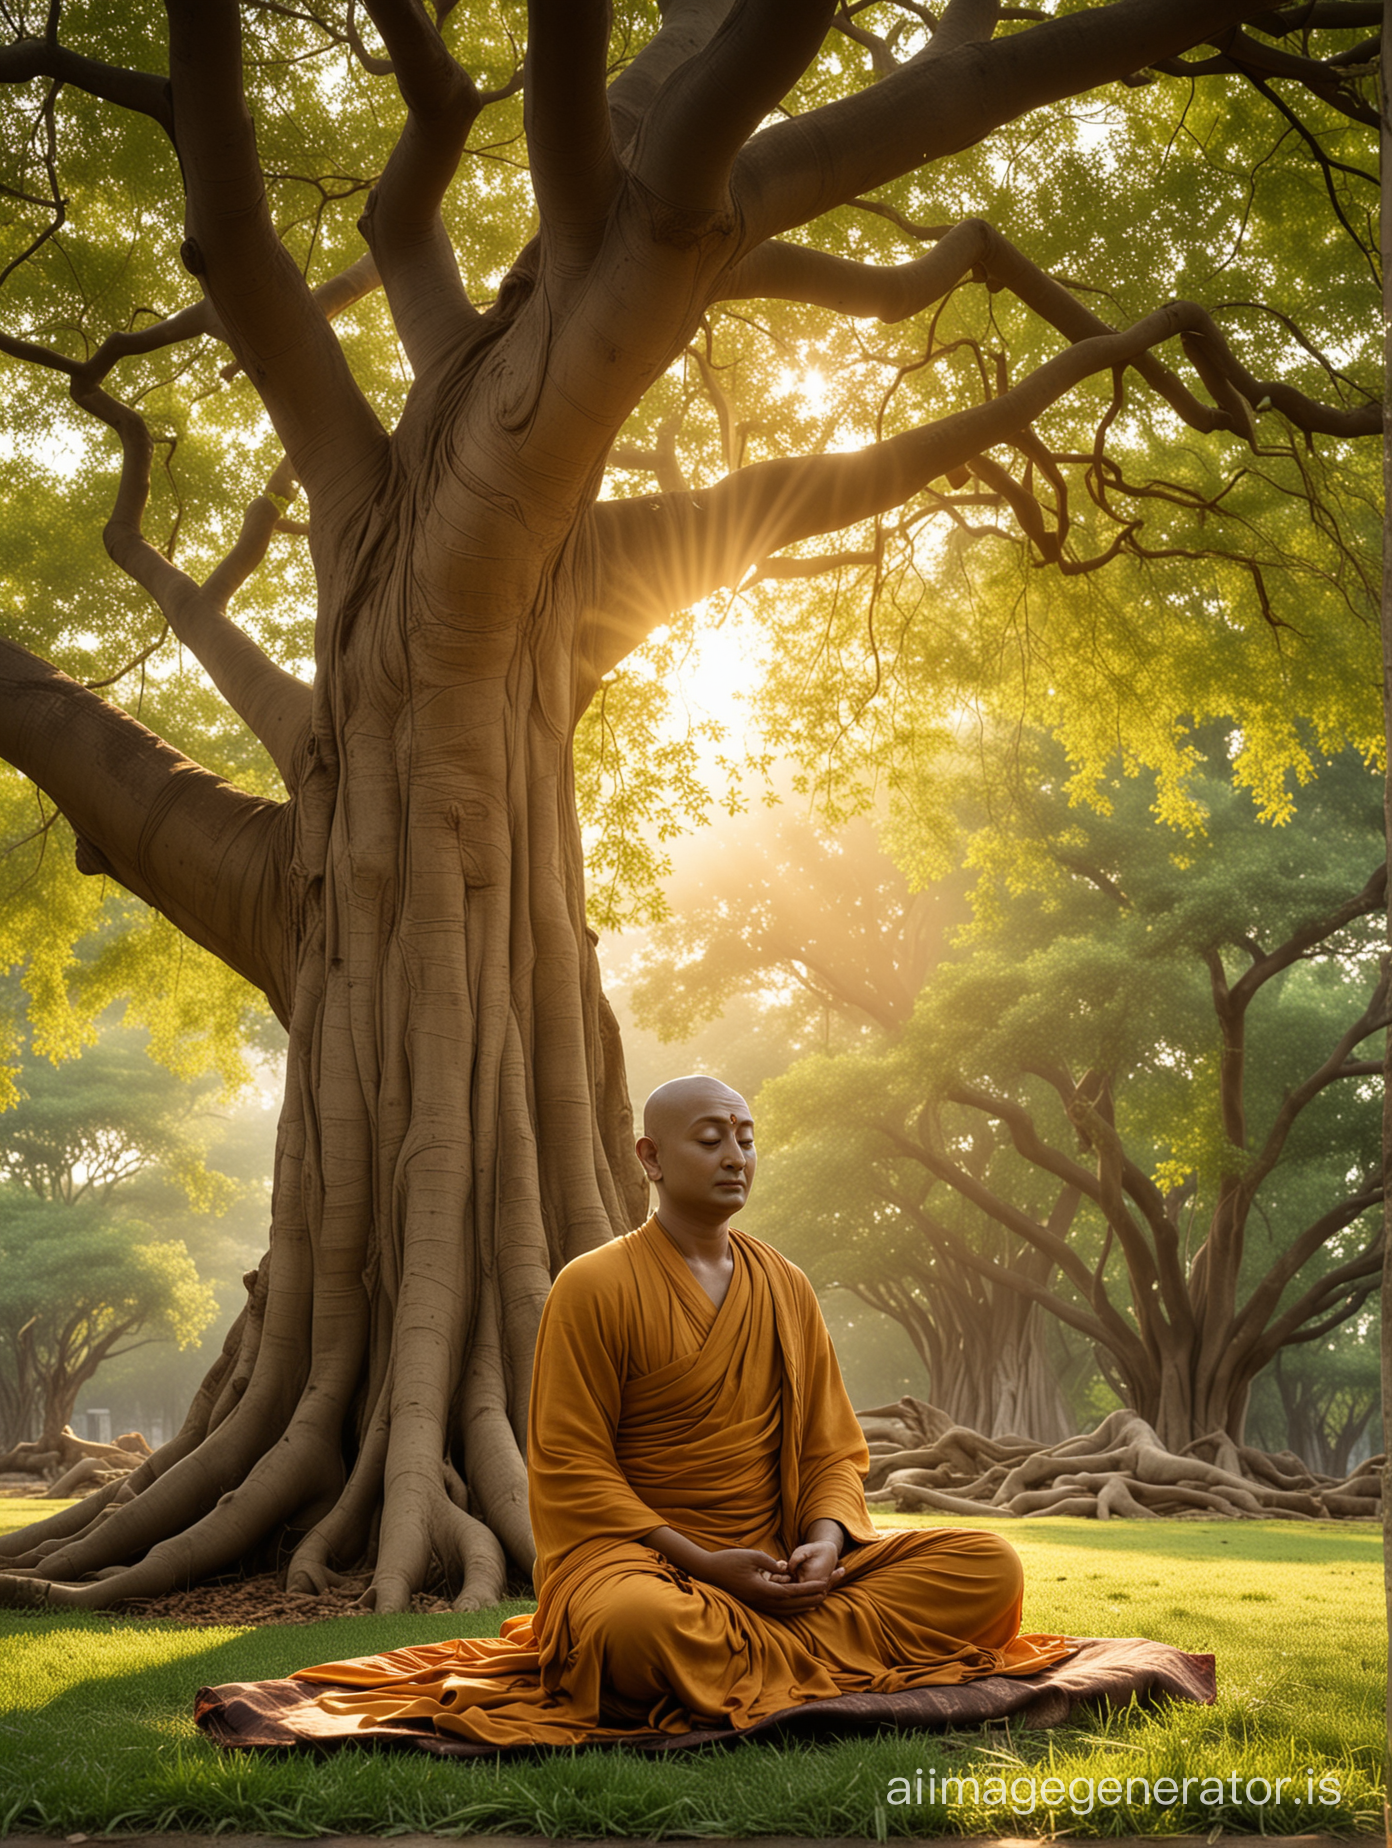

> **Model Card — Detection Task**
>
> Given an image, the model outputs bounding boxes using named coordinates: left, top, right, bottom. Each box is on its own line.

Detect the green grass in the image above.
left=0, top=1503, right=1383, bottom=1838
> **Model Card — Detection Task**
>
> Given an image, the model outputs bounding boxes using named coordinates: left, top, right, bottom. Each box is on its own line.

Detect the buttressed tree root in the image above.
left=858, top=1398, right=1383, bottom=1522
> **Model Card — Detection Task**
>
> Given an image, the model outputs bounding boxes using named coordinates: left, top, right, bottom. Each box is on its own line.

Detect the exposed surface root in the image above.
left=53, top=1568, right=481, bottom=1626
left=858, top=1397, right=1383, bottom=1521
left=0, top=1426, right=151, bottom=1489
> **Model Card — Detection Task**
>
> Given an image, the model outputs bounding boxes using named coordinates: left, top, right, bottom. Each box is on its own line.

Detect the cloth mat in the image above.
left=195, top=1636, right=1215, bottom=1755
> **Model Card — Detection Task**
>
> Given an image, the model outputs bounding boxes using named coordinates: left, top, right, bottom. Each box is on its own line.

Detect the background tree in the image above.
left=628, top=808, right=963, bottom=1044
left=0, top=1, right=1381, bottom=1609
left=1248, top=1314, right=1382, bottom=1477
left=759, top=731, right=1385, bottom=1455
left=0, top=1019, right=238, bottom=1213
left=0, top=1018, right=253, bottom=1449
left=0, top=1196, right=216, bottom=1452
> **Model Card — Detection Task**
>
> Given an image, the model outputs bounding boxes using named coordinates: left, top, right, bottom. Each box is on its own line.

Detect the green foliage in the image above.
left=575, top=636, right=728, bottom=931
left=689, top=59, right=1380, bottom=831
left=1, top=7, right=1381, bottom=1025
left=753, top=727, right=1382, bottom=1439
left=0, top=1195, right=216, bottom=1444
left=0, top=1016, right=237, bottom=1210
left=0, top=1017, right=264, bottom=1445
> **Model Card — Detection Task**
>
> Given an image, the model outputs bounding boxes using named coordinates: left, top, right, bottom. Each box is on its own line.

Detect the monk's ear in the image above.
left=635, top=1136, right=662, bottom=1182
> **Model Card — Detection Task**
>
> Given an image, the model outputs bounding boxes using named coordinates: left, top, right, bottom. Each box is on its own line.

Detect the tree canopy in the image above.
left=0, top=1198, right=216, bottom=1451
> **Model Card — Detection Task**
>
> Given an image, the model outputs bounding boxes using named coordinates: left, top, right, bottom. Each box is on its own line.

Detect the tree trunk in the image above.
left=225, top=546, right=649, bottom=1607
left=864, top=1272, right=1074, bottom=1443
left=0, top=490, right=648, bottom=1609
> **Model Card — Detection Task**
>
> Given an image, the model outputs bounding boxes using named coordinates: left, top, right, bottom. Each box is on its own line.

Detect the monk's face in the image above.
left=639, top=1081, right=756, bottom=1224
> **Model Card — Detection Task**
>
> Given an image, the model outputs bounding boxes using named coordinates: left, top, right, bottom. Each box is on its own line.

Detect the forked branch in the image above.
left=166, top=0, right=387, bottom=515
left=605, top=0, right=737, bottom=150
left=719, top=225, right=1380, bottom=440
left=57, top=369, right=313, bottom=790
left=357, top=0, right=483, bottom=374
left=0, top=327, right=312, bottom=787
left=0, top=36, right=173, bottom=131
left=635, top=0, right=836, bottom=215
left=1230, top=1180, right=1382, bottom=1352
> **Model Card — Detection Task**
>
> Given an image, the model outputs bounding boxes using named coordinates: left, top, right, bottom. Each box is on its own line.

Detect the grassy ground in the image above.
left=0, top=1502, right=1383, bottom=1839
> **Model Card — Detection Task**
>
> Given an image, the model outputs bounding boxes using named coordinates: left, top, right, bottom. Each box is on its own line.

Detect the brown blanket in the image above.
left=195, top=1636, right=1214, bottom=1755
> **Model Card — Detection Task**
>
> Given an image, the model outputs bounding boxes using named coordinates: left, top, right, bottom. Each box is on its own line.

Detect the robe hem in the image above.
left=195, top=1635, right=1216, bottom=1756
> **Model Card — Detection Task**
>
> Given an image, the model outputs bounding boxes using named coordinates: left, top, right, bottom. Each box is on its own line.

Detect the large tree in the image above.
left=0, top=0, right=1381, bottom=1610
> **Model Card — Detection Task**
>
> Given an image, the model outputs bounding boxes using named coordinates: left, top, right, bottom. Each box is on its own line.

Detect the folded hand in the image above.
left=692, top=1546, right=836, bottom=1615
left=784, top=1537, right=845, bottom=1597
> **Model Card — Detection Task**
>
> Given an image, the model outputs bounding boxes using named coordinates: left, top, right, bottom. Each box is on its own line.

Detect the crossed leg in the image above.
left=565, top=1527, right=1053, bottom=1729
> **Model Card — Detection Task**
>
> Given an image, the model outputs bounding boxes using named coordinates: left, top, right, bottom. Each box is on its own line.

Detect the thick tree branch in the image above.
left=731, top=0, right=1291, bottom=248
left=605, top=0, right=736, bottom=150
left=914, top=0, right=1003, bottom=65
left=63, top=376, right=311, bottom=791
left=527, top=0, right=622, bottom=271
left=583, top=299, right=1227, bottom=682
left=1228, top=861, right=1388, bottom=1010
left=0, top=640, right=293, bottom=1022
left=165, top=0, right=387, bottom=517
left=1248, top=1227, right=1384, bottom=1359
left=0, top=37, right=173, bottom=132
left=717, top=225, right=1380, bottom=439
left=634, top=0, right=837, bottom=215
left=356, top=0, right=482, bottom=376
left=1240, top=960, right=1392, bottom=1200
left=1229, top=1180, right=1382, bottom=1351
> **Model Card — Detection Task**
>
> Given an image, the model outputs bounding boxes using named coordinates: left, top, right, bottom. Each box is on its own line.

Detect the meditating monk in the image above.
left=293, top=1074, right=1074, bottom=1745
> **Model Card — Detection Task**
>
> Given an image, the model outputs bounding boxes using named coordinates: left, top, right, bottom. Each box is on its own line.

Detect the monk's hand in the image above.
left=694, top=1548, right=834, bottom=1615
left=786, top=1538, right=845, bottom=1597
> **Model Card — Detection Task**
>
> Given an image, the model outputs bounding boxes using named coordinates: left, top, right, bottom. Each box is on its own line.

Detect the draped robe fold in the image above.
left=293, top=1218, right=1074, bottom=1745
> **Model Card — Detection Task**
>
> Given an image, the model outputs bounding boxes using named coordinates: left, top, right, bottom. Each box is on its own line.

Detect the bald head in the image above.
left=643, top=1074, right=750, bottom=1144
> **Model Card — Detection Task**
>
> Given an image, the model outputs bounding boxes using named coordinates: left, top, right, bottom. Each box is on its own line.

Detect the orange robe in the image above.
left=294, top=1218, right=1073, bottom=1745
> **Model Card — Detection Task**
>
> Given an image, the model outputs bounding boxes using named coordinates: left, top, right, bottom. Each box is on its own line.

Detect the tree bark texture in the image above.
left=0, top=0, right=1378, bottom=1607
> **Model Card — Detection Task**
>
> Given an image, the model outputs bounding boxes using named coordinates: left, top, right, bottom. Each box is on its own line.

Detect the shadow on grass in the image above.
left=3, top=1601, right=528, bottom=1722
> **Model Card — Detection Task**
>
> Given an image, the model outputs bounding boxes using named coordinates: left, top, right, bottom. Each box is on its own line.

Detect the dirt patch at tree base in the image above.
left=110, top=1571, right=467, bottom=1626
